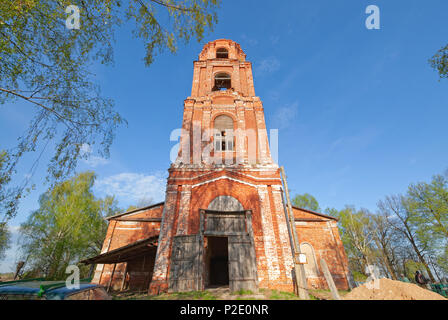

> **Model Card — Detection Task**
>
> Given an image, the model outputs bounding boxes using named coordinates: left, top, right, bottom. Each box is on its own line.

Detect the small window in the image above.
left=213, top=73, right=231, bottom=91
left=216, top=48, right=228, bottom=59
left=214, top=115, right=234, bottom=152
left=215, top=131, right=234, bottom=151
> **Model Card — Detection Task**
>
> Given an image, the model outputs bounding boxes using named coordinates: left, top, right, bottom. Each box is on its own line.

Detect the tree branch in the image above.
left=149, top=0, right=195, bottom=12
left=0, top=87, right=98, bottom=128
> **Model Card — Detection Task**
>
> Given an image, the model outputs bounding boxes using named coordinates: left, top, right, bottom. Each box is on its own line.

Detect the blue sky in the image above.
left=1, top=0, right=448, bottom=272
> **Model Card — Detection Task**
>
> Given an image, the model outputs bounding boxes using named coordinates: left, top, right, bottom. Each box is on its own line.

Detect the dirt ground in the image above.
left=344, top=278, right=447, bottom=300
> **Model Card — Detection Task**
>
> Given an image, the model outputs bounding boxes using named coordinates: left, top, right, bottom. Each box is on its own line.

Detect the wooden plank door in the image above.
left=228, top=235, right=258, bottom=292
left=168, top=235, right=203, bottom=292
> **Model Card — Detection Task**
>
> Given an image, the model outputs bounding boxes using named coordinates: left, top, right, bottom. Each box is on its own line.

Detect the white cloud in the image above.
left=95, top=172, right=167, bottom=205
left=83, top=156, right=109, bottom=167
left=80, top=143, right=109, bottom=167
left=255, top=57, right=280, bottom=76
left=80, top=143, right=92, bottom=155
left=272, top=101, right=299, bottom=129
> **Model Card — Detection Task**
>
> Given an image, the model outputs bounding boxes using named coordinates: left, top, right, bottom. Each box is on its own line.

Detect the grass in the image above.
left=264, top=289, right=302, bottom=300
left=113, top=287, right=341, bottom=300
left=308, top=288, right=351, bottom=300
left=234, top=289, right=254, bottom=296
left=114, top=290, right=217, bottom=300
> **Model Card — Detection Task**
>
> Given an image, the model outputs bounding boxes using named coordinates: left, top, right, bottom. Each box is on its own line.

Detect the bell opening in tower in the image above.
left=205, top=236, right=229, bottom=287
left=213, top=73, right=231, bottom=91
left=216, top=47, right=229, bottom=59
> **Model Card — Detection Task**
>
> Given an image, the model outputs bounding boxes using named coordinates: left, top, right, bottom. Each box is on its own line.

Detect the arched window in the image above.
left=216, top=48, right=228, bottom=59
left=214, top=115, right=234, bottom=151
left=213, top=73, right=231, bottom=91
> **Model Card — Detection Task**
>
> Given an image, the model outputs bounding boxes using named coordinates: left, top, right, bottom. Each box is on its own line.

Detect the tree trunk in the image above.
left=383, top=252, right=397, bottom=280
left=409, top=239, right=435, bottom=282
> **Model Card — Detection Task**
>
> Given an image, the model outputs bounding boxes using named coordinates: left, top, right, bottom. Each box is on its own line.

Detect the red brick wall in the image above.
left=293, top=207, right=350, bottom=290
left=92, top=204, right=163, bottom=289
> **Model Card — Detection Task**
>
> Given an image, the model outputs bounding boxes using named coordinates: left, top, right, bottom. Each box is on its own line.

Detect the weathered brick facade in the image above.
left=91, top=39, right=350, bottom=294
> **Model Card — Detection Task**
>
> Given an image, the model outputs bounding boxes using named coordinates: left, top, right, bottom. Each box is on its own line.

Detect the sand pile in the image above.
left=344, top=278, right=446, bottom=300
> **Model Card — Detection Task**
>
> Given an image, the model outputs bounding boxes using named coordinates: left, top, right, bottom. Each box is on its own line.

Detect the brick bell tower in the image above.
left=149, top=39, right=295, bottom=294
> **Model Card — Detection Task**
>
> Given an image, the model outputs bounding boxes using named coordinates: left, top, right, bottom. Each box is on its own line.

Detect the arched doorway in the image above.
left=205, top=196, right=244, bottom=288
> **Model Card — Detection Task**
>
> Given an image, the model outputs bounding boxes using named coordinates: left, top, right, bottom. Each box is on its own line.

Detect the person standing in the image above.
left=399, top=274, right=410, bottom=283
left=415, top=270, right=428, bottom=288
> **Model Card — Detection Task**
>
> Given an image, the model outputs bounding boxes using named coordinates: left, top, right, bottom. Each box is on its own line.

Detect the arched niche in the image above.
left=207, top=196, right=244, bottom=212
left=300, top=242, right=320, bottom=278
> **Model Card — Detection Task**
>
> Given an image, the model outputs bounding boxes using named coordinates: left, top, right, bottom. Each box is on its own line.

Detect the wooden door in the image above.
left=168, top=235, right=203, bottom=292
left=228, top=235, right=258, bottom=292
left=205, top=213, right=246, bottom=235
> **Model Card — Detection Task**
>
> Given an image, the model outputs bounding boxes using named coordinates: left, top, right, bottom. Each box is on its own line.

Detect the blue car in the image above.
left=0, top=279, right=111, bottom=300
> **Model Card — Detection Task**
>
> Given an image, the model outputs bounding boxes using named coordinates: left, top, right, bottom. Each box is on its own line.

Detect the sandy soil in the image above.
left=344, top=278, right=447, bottom=300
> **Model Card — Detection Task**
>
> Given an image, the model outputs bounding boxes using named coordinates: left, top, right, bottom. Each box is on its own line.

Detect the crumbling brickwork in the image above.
left=293, top=207, right=350, bottom=290
left=92, top=204, right=163, bottom=291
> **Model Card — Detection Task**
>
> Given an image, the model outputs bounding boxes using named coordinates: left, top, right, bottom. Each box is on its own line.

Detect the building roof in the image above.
left=292, top=206, right=339, bottom=221
left=105, top=202, right=164, bottom=221
left=104, top=201, right=338, bottom=223
left=80, top=236, right=159, bottom=265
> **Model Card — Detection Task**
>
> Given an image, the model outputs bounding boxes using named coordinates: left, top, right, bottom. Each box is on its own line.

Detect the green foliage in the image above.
left=430, top=44, right=448, bottom=79
left=351, top=270, right=368, bottom=282
left=404, top=260, right=426, bottom=282
left=405, top=172, right=448, bottom=275
left=0, top=0, right=220, bottom=221
left=0, top=221, right=11, bottom=261
left=292, top=193, right=321, bottom=212
left=19, top=171, right=121, bottom=279
left=324, top=207, right=340, bottom=218
left=0, top=1, right=124, bottom=220
left=407, top=172, right=448, bottom=244
left=335, top=206, right=376, bottom=271
left=126, top=0, right=220, bottom=66
left=437, top=246, right=448, bottom=274
left=0, top=151, right=8, bottom=187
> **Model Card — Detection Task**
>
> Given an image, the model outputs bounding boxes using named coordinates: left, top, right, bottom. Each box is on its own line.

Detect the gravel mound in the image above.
left=344, top=278, right=446, bottom=300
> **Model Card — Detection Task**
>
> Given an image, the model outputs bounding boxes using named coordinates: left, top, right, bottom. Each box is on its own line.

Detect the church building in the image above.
left=82, top=39, right=351, bottom=295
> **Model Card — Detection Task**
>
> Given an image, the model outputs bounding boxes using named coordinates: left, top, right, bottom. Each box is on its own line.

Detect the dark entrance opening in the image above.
left=206, top=236, right=229, bottom=287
